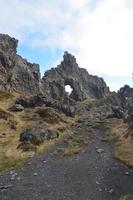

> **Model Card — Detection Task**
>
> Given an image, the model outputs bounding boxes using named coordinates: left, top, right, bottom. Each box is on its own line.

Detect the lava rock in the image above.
left=0, top=34, right=40, bottom=95
left=9, top=104, right=24, bottom=112
left=41, top=51, right=109, bottom=101
left=20, top=127, right=58, bottom=146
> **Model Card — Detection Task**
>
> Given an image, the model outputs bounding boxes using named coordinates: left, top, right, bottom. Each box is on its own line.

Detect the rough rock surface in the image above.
left=0, top=34, right=109, bottom=101
left=0, top=34, right=40, bottom=95
left=41, top=51, right=109, bottom=101
left=9, top=104, right=24, bottom=112
left=19, top=127, right=58, bottom=147
left=106, top=85, right=133, bottom=123
left=13, top=95, right=76, bottom=117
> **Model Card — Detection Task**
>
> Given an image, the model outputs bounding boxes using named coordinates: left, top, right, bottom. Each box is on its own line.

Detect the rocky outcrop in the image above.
left=41, top=52, right=109, bottom=101
left=118, top=85, right=133, bottom=122
left=0, top=34, right=109, bottom=101
left=106, top=85, right=133, bottom=123
left=19, top=127, right=59, bottom=150
left=0, top=34, right=40, bottom=95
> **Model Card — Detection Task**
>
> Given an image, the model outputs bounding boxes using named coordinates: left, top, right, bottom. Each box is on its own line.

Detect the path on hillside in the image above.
left=0, top=122, right=133, bottom=200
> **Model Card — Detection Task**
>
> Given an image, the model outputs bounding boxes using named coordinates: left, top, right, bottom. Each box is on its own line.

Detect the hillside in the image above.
left=0, top=34, right=133, bottom=200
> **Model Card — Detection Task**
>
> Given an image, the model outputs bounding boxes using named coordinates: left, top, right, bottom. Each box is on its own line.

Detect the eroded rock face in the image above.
left=118, top=85, right=133, bottom=122
left=19, top=127, right=58, bottom=146
left=0, top=34, right=109, bottom=101
left=106, top=85, right=133, bottom=123
left=41, top=52, right=109, bottom=101
left=0, top=34, right=40, bottom=95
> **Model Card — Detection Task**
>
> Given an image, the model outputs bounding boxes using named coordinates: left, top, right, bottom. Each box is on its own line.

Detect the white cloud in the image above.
left=0, top=0, right=133, bottom=79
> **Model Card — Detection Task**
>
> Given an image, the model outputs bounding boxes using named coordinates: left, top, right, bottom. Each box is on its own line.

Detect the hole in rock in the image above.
left=65, top=85, right=73, bottom=95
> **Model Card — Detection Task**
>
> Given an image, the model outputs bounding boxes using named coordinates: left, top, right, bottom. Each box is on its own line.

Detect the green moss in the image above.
left=120, top=195, right=133, bottom=200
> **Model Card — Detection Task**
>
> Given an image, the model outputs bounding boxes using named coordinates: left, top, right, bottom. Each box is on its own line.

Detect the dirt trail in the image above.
left=0, top=124, right=133, bottom=200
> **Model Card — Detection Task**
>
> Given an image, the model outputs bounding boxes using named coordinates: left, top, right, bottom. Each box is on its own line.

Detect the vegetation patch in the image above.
left=105, top=119, right=133, bottom=166
left=120, top=195, right=133, bottom=200
left=35, top=107, right=64, bottom=124
left=59, top=127, right=90, bottom=157
left=0, top=155, right=25, bottom=172
left=76, top=98, right=94, bottom=115
left=0, top=90, right=14, bottom=101
left=0, top=92, right=76, bottom=172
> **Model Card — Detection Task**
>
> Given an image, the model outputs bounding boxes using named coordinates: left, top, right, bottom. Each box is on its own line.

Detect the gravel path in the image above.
left=0, top=128, right=133, bottom=200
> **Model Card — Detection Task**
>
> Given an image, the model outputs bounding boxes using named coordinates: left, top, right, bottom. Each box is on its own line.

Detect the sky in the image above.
left=0, top=0, right=133, bottom=91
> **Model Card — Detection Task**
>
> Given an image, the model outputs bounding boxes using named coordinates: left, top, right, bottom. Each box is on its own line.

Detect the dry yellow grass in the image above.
left=120, top=195, right=133, bottom=200
left=105, top=118, right=133, bottom=166
left=0, top=90, right=76, bottom=172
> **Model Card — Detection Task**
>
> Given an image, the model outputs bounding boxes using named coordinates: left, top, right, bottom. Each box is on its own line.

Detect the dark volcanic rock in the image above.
left=9, top=104, right=24, bottom=112
left=41, top=51, right=109, bottom=101
left=118, top=85, right=133, bottom=122
left=106, top=85, right=133, bottom=125
left=0, top=34, right=109, bottom=102
left=20, top=127, right=58, bottom=146
left=0, top=34, right=40, bottom=95
left=15, top=95, right=45, bottom=108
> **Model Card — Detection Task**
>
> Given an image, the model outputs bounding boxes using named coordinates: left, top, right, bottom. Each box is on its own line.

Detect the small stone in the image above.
left=10, top=176, right=15, bottom=181
left=125, top=171, right=130, bottom=175
left=0, top=184, right=13, bottom=190
left=99, top=188, right=103, bottom=192
left=107, top=168, right=110, bottom=172
left=10, top=171, right=14, bottom=175
left=33, top=173, right=38, bottom=176
left=17, top=177, right=21, bottom=181
left=109, top=189, right=114, bottom=194
left=43, top=161, right=47, bottom=163
left=96, top=148, right=105, bottom=153
left=101, top=138, right=108, bottom=142
left=96, top=181, right=100, bottom=185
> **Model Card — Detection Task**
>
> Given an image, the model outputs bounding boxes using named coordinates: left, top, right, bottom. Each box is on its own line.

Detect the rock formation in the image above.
left=106, top=85, right=133, bottom=125
left=0, top=34, right=110, bottom=101
left=0, top=34, right=40, bottom=95
left=41, top=51, right=109, bottom=101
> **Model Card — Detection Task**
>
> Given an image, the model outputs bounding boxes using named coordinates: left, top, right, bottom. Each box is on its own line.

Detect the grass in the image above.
left=0, top=155, right=25, bottom=172
left=76, top=98, right=94, bottom=115
left=120, top=195, right=133, bottom=200
left=59, top=127, right=91, bottom=157
left=105, top=118, right=133, bottom=166
left=61, top=138, right=83, bottom=157
left=0, top=90, right=76, bottom=172
left=0, top=90, right=14, bottom=101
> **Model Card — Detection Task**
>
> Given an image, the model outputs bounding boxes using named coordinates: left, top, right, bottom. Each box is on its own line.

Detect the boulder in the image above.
left=41, top=51, right=109, bottom=101
left=111, top=106, right=124, bottom=119
left=9, top=104, right=24, bottom=112
left=0, top=34, right=40, bottom=95
left=20, top=127, right=59, bottom=146
left=35, top=107, right=63, bottom=123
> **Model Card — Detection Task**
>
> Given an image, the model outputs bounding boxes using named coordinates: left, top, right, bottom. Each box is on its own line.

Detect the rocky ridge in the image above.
left=41, top=51, right=109, bottom=101
left=1, top=34, right=133, bottom=134
left=0, top=34, right=133, bottom=200
left=0, top=34, right=109, bottom=101
left=0, top=34, right=40, bottom=95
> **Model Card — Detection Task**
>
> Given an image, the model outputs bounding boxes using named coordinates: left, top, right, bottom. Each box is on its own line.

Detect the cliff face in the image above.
left=0, top=34, right=40, bottom=95
left=41, top=52, right=109, bottom=101
left=0, top=34, right=109, bottom=100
